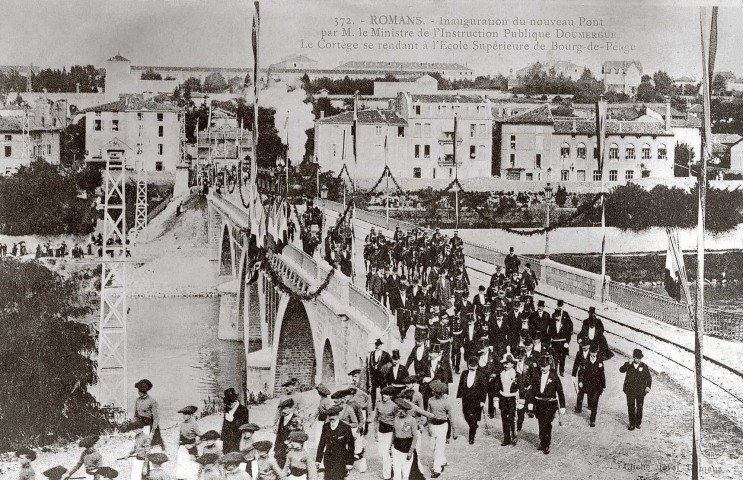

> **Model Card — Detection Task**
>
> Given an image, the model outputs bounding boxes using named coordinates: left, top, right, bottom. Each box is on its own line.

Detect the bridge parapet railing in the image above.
left=349, top=283, right=393, bottom=332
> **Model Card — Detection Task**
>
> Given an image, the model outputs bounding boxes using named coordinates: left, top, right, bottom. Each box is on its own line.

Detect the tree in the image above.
left=554, top=185, right=568, bottom=207
left=183, top=76, right=202, bottom=93
left=311, top=97, right=342, bottom=119
left=61, top=117, right=86, bottom=167
left=636, top=76, right=661, bottom=102
left=0, top=260, right=110, bottom=450
left=712, top=73, right=728, bottom=95
left=674, top=142, right=695, bottom=177
left=652, top=71, right=674, bottom=97
left=140, top=69, right=162, bottom=80
left=203, top=72, right=228, bottom=93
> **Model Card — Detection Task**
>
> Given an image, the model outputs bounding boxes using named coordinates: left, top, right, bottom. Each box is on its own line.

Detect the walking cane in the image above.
left=481, top=405, right=490, bottom=435
left=555, top=390, right=563, bottom=427
left=571, top=376, right=579, bottom=395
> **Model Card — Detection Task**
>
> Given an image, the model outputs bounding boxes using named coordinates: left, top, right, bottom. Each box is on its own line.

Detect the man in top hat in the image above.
left=146, top=453, right=171, bottom=480
left=16, top=447, right=37, bottom=480
left=368, top=339, right=392, bottom=410
left=450, top=308, right=464, bottom=374
left=405, top=334, right=430, bottom=378
left=495, top=353, right=520, bottom=446
left=515, top=337, right=539, bottom=431
left=462, top=311, right=482, bottom=363
left=620, top=348, right=652, bottom=430
left=476, top=338, right=499, bottom=419
left=578, top=307, right=614, bottom=361
left=529, top=300, right=551, bottom=343
left=275, top=399, right=302, bottom=468
left=385, top=349, right=410, bottom=393
left=133, top=379, right=164, bottom=449
left=527, top=355, right=565, bottom=454
left=316, top=405, right=355, bottom=480
left=504, top=247, right=520, bottom=277
left=456, top=356, right=489, bottom=444
left=572, top=341, right=593, bottom=414
left=548, top=301, right=573, bottom=376
left=63, top=436, right=102, bottom=480
left=489, top=306, right=515, bottom=360
left=420, top=343, right=452, bottom=409
left=222, top=388, right=250, bottom=454
left=578, top=344, right=606, bottom=427
left=506, top=298, right=529, bottom=342
left=472, top=285, right=488, bottom=319
left=522, top=263, right=538, bottom=293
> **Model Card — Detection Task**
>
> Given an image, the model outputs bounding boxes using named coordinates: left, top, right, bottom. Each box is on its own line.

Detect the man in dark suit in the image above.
left=386, top=267, right=401, bottom=312
left=548, top=301, right=573, bottom=376
left=316, top=405, right=355, bottom=480
left=579, top=344, right=606, bottom=427
left=489, top=307, right=515, bottom=359
left=527, top=355, right=565, bottom=454
left=385, top=350, right=409, bottom=393
left=406, top=333, right=430, bottom=377
left=472, top=285, right=489, bottom=319
left=450, top=311, right=464, bottom=374
left=529, top=300, right=551, bottom=343
left=504, top=247, right=520, bottom=277
left=368, top=339, right=392, bottom=410
left=395, top=277, right=411, bottom=341
left=619, top=348, right=652, bottom=430
left=420, top=344, right=452, bottom=409
left=462, top=314, right=482, bottom=363
left=577, top=307, right=614, bottom=361
left=456, top=356, right=489, bottom=444
left=221, top=388, right=250, bottom=454
left=434, top=272, right=452, bottom=309
left=571, top=342, right=592, bottom=413
left=407, top=278, right=425, bottom=310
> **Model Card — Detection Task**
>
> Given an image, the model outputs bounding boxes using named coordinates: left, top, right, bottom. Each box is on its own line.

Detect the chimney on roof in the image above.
left=572, top=120, right=576, bottom=133
left=618, top=122, right=622, bottom=134
left=665, top=96, right=671, bottom=131
left=76, top=83, right=80, bottom=94
left=320, top=111, right=325, bottom=119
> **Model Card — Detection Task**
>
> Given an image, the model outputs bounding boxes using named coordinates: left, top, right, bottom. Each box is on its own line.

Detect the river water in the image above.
left=125, top=296, right=245, bottom=428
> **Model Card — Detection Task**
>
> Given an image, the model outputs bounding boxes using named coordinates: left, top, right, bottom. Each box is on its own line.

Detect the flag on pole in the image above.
left=251, top=0, right=260, bottom=183
left=665, top=240, right=681, bottom=301
left=352, top=90, right=358, bottom=164
left=595, top=99, right=607, bottom=174
left=350, top=204, right=356, bottom=279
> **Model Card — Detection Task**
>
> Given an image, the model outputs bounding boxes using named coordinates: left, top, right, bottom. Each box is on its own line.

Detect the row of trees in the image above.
left=0, top=66, right=105, bottom=94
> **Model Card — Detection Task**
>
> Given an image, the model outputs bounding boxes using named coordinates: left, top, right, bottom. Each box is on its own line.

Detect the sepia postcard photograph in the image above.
left=1, top=1, right=742, bottom=479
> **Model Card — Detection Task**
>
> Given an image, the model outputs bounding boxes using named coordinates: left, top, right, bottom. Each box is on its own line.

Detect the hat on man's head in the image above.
left=557, top=299, right=564, bottom=307
left=501, top=353, right=517, bottom=364
left=178, top=405, right=198, bottom=415
left=315, top=383, right=331, bottom=396
left=278, top=398, right=295, bottom=409
left=43, top=466, right=67, bottom=480
left=539, top=355, right=553, bottom=367
left=224, top=388, right=239, bottom=403
left=331, top=389, right=350, bottom=400
left=525, top=262, right=531, bottom=268
left=196, top=453, right=220, bottom=465
left=134, top=379, right=153, bottom=392
left=523, top=337, right=534, bottom=346
left=478, top=338, right=490, bottom=353
left=325, top=405, right=343, bottom=416
left=588, top=306, right=596, bottom=315
left=403, top=374, right=419, bottom=385
left=374, top=338, right=384, bottom=346
left=289, top=431, right=309, bottom=444
left=589, top=343, right=599, bottom=353
left=479, top=285, right=485, bottom=291
left=381, top=386, right=397, bottom=396
left=201, top=430, right=220, bottom=441
left=581, top=341, right=591, bottom=350
left=392, top=349, right=401, bottom=361
left=467, top=356, right=479, bottom=367
left=537, top=300, right=545, bottom=307
left=633, top=348, right=643, bottom=359
left=429, top=380, right=448, bottom=394
left=97, top=467, right=119, bottom=479
left=509, top=247, right=514, bottom=252
left=15, top=447, right=36, bottom=461
left=348, top=368, right=361, bottom=376
left=78, top=435, right=99, bottom=448
left=147, top=453, right=169, bottom=465
left=220, top=452, right=247, bottom=465
left=253, top=441, right=273, bottom=453
left=394, top=398, right=412, bottom=410
left=239, top=423, right=260, bottom=433
left=430, top=343, right=442, bottom=354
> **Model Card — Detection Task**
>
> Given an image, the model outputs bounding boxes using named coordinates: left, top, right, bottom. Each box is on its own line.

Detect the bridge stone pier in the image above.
left=207, top=192, right=395, bottom=397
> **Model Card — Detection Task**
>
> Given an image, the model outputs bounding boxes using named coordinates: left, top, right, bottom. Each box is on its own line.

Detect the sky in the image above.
left=1, top=0, right=743, bottom=79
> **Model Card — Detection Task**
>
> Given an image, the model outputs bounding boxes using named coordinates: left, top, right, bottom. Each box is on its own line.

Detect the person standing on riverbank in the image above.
left=133, top=379, right=164, bottom=449
left=176, top=405, right=203, bottom=480
left=222, top=388, right=250, bottom=454
left=63, top=435, right=102, bottom=480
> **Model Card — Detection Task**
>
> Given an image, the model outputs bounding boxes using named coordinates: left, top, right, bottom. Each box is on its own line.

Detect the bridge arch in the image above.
left=273, top=297, right=317, bottom=393
left=219, top=223, right=234, bottom=276
left=321, top=339, right=335, bottom=384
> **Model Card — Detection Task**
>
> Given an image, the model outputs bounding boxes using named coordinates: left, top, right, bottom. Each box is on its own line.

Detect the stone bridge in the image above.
left=206, top=192, right=394, bottom=396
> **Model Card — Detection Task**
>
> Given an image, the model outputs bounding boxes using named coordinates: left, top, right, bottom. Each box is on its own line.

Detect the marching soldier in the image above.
left=368, top=339, right=392, bottom=410
left=620, top=349, right=652, bottom=430
left=413, top=305, right=430, bottom=347
left=548, top=302, right=573, bottom=376
left=434, top=309, right=453, bottom=367
left=495, top=353, right=520, bottom=446
left=578, top=344, right=606, bottom=427
left=572, top=342, right=592, bottom=414
left=527, top=355, right=565, bottom=454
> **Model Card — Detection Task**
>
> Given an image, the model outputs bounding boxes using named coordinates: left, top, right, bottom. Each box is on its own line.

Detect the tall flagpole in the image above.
left=596, top=95, right=607, bottom=303
left=341, top=129, right=347, bottom=209
left=693, top=6, right=716, bottom=479
left=385, top=135, right=389, bottom=225
left=454, top=113, right=459, bottom=229
left=353, top=90, right=359, bottom=195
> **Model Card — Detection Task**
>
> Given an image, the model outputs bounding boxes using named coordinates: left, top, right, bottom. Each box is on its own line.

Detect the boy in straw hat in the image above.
left=495, top=353, right=520, bottom=446
left=220, top=452, right=251, bottom=480
left=253, top=441, right=285, bottom=480
left=16, top=447, right=37, bottom=480
left=64, top=435, right=101, bottom=480
left=283, top=431, right=318, bottom=480
left=146, top=453, right=171, bottom=480
left=176, top=405, right=203, bottom=480
left=238, top=423, right=260, bottom=477
left=195, top=454, right=220, bottom=480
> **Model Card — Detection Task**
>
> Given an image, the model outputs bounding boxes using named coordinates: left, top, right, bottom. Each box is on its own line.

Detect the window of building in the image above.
left=332, top=144, right=337, bottom=157
left=4, top=146, right=11, bottom=157
left=510, top=153, right=515, bottom=167
left=375, top=125, right=382, bottom=136
left=626, top=170, right=634, bottom=180
left=155, top=161, right=163, bottom=171
left=561, top=170, right=569, bottom=181
left=138, top=112, right=143, bottom=121
left=535, top=154, right=542, bottom=169
left=414, top=123, right=422, bottom=137
left=594, top=147, right=599, bottom=159
left=577, top=143, right=586, bottom=159
left=470, top=145, right=476, bottom=159
left=424, top=123, right=431, bottom=137
left=526, top=173, right=533, bottom=180
left=625, top=144, right=635, bottom=160
left=470, top=124, right=476, bottom=138
left=510, top=135, right=516, bottom=149
left=397, top=126, right=404, bottom=137
left=432, top=168, right=436, bottom=179
left=94, top=120, right=102, bottom=131
left=642, top=144, right=651, bottom=159
left=414, top=105, right=421, bottom=115
left=137, top=143, right=143, bottom=155
left=95, top=111, right=101, bottom=117
left=658, top=144, right=667, bottom=159
left=413, top=167, right=421, bottom=178
left=424, top=145, right=430, bottom=158
left=577, top=170, right=586, bottom=181
left=157, top=113, right=164, bottom=121
left=158, top=144, right=163, bottom=155
left=609, top=143, right=619, bottom=159
left=415, top=145, right=421, bottom=158
left=4, top=135, right=11, bottom=141
left=609, top=170, right=618, bottom=181
left=138, top=125, right=143, bottom=137
left=111, top=120, right=119, bottom=131
left=561, top=143, right=570, bottom=158
left=159, top=125, right=164, bottom=137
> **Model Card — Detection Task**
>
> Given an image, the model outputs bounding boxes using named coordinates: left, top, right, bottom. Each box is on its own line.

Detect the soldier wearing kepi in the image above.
left=579, top=344, right=606, bottom=427
left=527, top=356, right=565, bottom=454
left=620, top=348, right=652, bottom=430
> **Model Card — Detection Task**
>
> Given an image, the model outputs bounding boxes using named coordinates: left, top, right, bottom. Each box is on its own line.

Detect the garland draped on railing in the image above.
left=473, top=192, right=603, bottom=236
left=262, top=249, right=337, bottom=301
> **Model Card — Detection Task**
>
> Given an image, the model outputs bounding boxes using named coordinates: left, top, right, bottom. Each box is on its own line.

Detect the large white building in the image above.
left=83, top=96, right=182, bottom=172
left=196, top=108, right=252, bottom=169
left=499, top=104, right=675, bottom=182
left=602, top=60, right=643, bottom=96
left=0, top=117, right=61, bottom=175
left=314, top=92, right=493, bottom=180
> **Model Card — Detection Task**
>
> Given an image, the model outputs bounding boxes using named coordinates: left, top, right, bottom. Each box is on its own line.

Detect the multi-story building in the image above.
left=507, top=60, right=586, bottom=90
left=83, top=96, right=182, bottom=172
left=336, top=61, right=474, bottom=81
left=196, top=108, right=252, bottom=169
left=602, top=60, right=643, bottom=96
left=313, top=92, right=493, bottom=179
left=0, top=117, right=61, bottom=175
left=500, top=104, right=675, bottom=182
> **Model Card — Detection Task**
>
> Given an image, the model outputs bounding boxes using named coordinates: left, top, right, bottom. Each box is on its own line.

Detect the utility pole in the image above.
left=98, top=142, right=128, bottom=416
left=22, top=105, right=31, bottom=164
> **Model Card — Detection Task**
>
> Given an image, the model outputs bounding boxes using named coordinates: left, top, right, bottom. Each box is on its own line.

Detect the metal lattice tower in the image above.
left=135, top=164, right=148, bottom=235
left=98, top=148, right=128, bottom=414
left=22, top=106, right=31, bottom=163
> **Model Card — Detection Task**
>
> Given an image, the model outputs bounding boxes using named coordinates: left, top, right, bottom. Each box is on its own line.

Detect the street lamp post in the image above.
left=544, top=183, right=553, bottom=257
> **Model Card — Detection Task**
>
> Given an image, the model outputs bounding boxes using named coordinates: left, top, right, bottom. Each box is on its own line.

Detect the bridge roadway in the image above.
left=207, top=191, right=743, bottom=478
